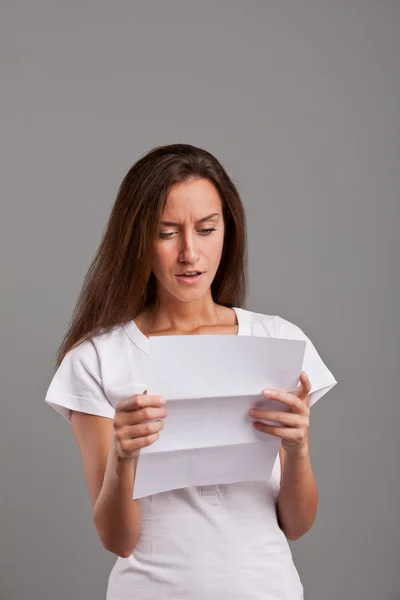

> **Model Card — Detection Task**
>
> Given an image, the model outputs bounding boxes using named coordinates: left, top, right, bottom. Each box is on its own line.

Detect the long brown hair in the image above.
left=56, top=143, right=247, bottom=367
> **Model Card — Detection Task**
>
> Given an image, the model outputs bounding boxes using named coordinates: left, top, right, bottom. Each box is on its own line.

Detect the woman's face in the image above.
left=151, top=177, right=225, bottom=304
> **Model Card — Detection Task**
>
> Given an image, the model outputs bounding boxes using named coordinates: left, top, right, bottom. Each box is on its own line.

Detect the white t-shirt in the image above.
left=45, top=307, right=337, bottom=600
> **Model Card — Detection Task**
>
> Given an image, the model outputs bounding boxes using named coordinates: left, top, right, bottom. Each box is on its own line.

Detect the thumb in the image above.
left=296, top=371, right=311, bottom=401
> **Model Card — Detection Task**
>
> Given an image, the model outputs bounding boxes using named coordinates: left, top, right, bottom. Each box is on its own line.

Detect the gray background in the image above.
left=1, top=1, right=399, bottom=599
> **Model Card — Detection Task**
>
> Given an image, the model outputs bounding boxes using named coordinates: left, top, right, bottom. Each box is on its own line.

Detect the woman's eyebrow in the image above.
left=160, top=213, right=220, bottom=226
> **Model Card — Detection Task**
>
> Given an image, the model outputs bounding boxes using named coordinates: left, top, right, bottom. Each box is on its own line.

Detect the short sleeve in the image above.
left=274, top=315, right=337, bottom=408
left=44, top=338, right=115, bottom=423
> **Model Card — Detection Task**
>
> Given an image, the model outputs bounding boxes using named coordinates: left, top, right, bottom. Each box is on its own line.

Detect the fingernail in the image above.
left=159, top=397, right=167, bottom=404
left=249, top=409, right=255, bottom=416
left=263, top=389, right=275, bottom=396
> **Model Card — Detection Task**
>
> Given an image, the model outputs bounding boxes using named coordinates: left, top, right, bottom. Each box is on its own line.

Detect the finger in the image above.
left=249, top=409, right=309, bottom=428
left=117, top=405, right=168, bottom=426
left=124, top=419, right=165, bottom=439
left=118, top=431, right=160, bottom=455
left=262, top=388, right=310, bottom=415
left=253, top=422, right=305, bottom=441
left=117, top=393, right=166, bottom=412
left=296, top=372, right=312, bottom=400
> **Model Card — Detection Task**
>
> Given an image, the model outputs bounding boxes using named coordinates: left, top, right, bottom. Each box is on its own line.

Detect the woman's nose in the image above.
left=178, top=235, right=199, bottom=263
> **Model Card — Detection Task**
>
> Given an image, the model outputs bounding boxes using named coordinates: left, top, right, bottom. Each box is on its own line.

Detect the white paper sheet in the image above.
left=133, top=335, right=306, bottom=499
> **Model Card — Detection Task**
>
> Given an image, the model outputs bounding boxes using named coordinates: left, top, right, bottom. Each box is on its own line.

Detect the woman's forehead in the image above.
left=161, top=191, right=222, bottom=223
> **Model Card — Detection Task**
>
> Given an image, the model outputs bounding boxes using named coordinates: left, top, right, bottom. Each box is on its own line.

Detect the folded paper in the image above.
left=133, top=335, right=306, bottom=499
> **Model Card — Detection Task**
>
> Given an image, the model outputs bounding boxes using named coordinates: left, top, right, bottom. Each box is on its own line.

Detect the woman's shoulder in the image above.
left=236, top=307, right=285, bottom=336
left=236, top=307, right=314, bottom=342
left=48, top=322, right=148, bottom=417
left=238, top=307, right=277, bottom=325
left=65, top=322, right=134, bottom=356
left=58, top=322, right=144, bottom=384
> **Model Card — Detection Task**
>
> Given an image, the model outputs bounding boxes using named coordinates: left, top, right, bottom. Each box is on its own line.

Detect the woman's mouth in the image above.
left=175, top=271, right=203, bottom=285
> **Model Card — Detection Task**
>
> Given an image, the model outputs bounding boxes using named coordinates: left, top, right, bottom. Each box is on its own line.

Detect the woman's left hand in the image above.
left=249, top=371, right=312, bottom=454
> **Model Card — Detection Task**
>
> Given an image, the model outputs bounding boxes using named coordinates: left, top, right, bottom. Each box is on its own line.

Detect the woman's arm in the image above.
left=276, top=432, right=318, bottom=541
left=94, top=445, right=141, bottom=557
left=249, top=372, right=318, bottom=540
left=71, top=411, right=141, bottom=557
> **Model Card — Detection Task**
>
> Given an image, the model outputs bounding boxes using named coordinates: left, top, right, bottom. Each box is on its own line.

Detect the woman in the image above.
left=45, top=143, right=337, bottom=599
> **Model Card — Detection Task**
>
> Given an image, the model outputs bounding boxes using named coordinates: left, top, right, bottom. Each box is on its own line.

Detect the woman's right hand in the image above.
left=112, top=391, right=167, bottom=460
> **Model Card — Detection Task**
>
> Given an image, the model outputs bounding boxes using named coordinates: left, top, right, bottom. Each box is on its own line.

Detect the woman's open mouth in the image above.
left=175, top=271, right=203, bottom=285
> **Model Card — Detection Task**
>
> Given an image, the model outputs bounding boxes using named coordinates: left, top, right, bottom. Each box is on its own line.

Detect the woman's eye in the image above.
left=159, top=228, right=216, bottom=239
